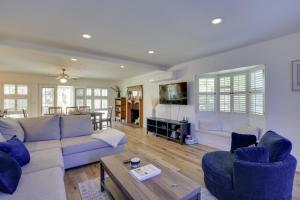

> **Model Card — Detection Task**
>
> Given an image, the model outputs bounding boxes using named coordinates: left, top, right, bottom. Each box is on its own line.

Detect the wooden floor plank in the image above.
left=64, top=123, right=300, bottom=199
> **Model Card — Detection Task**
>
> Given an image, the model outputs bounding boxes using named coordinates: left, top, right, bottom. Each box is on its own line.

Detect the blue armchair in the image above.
left=202, top=131, right=297, bottom=200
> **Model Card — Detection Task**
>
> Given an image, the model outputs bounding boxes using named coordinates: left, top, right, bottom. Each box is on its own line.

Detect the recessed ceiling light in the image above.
left=148, top=50, right=155, bottom=54
left=120, top=65, right=125, bottom=69
left=71, top=58, right=77, bottom=62
left=82, top=34, right=92, bottom=39
left=212, top=18, right=222, bottom=24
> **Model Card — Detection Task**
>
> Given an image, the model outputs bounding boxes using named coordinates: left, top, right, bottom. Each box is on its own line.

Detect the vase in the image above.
left=151, top=108, right=156, bottom=118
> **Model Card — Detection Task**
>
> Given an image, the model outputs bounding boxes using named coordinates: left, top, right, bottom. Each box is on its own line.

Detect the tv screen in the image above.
left=159, top=82, right=187, bottom=105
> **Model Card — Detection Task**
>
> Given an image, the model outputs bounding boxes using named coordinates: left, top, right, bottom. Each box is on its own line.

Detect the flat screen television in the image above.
left=159, top=82, right=187, bottom=105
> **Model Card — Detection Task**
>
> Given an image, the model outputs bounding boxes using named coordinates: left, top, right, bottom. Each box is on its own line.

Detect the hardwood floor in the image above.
left=64, top=123, right=300, bottom=200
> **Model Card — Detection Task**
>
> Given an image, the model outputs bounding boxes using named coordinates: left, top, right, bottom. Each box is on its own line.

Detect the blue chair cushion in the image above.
left=0, top=151, right=22, bottom=194
left=230, top=132, right=257, bottom=153
left=202, top=151, right=236, bottom=190
left=235, top=147, right=269, bottom=163
left=258, top=130, right=292, bottom=162
left=0, top=136, right=30, bottom=166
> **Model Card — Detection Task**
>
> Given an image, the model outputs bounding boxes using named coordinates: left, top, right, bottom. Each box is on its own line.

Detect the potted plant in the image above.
left=111, top=85, right=121, bottom=98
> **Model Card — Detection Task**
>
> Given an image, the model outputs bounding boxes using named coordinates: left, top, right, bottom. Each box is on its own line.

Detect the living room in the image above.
left=0, top=1, right=300, bottom=200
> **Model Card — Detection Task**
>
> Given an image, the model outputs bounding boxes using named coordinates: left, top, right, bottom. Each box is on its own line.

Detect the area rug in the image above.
left=79, top=177, right=217, bottom=200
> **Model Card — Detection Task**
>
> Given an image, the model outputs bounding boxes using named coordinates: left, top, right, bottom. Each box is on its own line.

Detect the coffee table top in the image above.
left=100, top=152, right=201, bottom=200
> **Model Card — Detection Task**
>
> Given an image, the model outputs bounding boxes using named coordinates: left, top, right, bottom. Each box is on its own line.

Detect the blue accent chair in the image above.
left=202, top=131, right=297, bottom=200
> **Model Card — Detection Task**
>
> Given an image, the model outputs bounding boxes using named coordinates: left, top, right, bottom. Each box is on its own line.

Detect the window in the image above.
left=3, top=84, right=29, bottom=117
left=57, top=86, right=73, bottom=113
left=41, top=87, right=55, bottom=114
left=250, top=69, right=265, bottom=115
left=198, top=66, right=265, bottom=115
left=199, top=78, right=215, bottom=111
left=219, top=76, right=231, bottom=112
left=75, top=88, right=85, bottom=107
left=233, top=74, right=247, bottom=113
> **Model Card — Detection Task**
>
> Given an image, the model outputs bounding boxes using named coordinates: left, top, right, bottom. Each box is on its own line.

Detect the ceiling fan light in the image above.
left=60, top=78, right=68, bottom=83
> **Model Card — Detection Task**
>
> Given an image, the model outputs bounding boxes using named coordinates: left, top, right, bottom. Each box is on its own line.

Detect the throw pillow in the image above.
left=18, top=115, right=60, bottom=142
left=258, top=130, right=292, bottom=162
left=0, top=118, right=24, bottom=142
left=230, top=132, right=257, bottom=153
left=0, top=151, right=22, bottom=194
left=235, top=147, right=269, bottom=163
left=0, top=136, right=30, bottom=166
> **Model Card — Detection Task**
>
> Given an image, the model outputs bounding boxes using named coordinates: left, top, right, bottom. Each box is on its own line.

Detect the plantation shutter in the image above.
left=199, top=78, right=215, bottom=111
left=233, top=74, right=247, bottom=113
left=219, top=76, right=231, bottom=112
left=250, top=69, right=264, bottom=115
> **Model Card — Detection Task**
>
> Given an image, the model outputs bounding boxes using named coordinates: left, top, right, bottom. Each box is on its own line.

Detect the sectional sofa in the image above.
left=0, top=115, right=127, bottom=200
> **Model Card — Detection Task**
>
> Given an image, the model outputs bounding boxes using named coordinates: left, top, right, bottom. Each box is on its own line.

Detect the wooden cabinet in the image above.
left=115, top=97, right=126, bottom=122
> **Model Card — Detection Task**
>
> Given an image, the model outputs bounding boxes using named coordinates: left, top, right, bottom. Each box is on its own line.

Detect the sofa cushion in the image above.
left=0, top=151, right=22, bottom=194
left=0, top=167, right=66, bottom=200
left=235, top=147, right=269, bottom=163
left=61, top=115, right=93, bottom=138
left=61, top=135, right=127, bottom=156
left=230, top=132, right=257, bottom=153
left=202, top=151, right=236, bottom=190
left=258, top=130, right=292, bottom=162
left=18, top=115, right=60, bottom=142
left=0, top=136, right=30, bottom=166
left=24, top=140, right=61, bottom=152
left=0, top=118, right=24, bottom=142
left=22, top=148, right=64, bottom=174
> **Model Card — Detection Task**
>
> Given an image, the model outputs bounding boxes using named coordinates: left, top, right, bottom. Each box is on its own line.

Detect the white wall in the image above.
left=119, top=31, right=300, bottom=167
left=0, top=71, right=118, bottom=117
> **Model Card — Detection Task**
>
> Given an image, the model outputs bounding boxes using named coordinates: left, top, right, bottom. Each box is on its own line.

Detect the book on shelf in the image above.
left=129, top=164, right=161, bottom=181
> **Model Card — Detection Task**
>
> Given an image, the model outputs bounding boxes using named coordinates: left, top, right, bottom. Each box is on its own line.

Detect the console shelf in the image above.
left=146, top=117, right=190, bottom=144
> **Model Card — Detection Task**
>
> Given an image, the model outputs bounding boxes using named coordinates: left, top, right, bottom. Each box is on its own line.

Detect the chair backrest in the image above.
left=78, top=106, right=91, bottom=112
left=48, top=107, right=62, bottom=115
left=107, top=106, right=113, bottom=119
left=22, top=109, right=28, bottom=118
left=66, top=107, right=78, bottom=114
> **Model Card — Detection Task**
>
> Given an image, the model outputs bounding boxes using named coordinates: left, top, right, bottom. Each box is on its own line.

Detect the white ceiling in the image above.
left=0, top=0, right=300, bottom=80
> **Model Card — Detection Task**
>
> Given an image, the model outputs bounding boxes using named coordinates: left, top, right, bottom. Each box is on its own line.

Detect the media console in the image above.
left=146, top=117, right=191, bottom=144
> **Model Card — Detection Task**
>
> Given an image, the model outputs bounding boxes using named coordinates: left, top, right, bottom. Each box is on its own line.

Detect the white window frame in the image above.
left=197, top=76, right=216, bottom=112
left=196, top=66, right=265, bottom=115
left=1, top=83, right=30, bottom=117
left=249, top=68, right=265, bottom=115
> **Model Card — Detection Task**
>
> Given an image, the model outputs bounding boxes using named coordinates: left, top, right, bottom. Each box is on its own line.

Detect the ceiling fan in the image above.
left=56, top=68, right=70, bottom=83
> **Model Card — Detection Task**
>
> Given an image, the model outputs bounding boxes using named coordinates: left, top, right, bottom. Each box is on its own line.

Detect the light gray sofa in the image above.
left=0, top=115, right=127, bottom=200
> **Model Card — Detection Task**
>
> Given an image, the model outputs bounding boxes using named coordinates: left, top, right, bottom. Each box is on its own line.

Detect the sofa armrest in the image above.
left=233, top=155, right=297, bottom=200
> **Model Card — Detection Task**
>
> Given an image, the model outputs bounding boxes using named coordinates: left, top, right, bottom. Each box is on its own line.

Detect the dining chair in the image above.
left=100, top=106, right=113, bottom=128
left=66, top=106, right=78, bottom=114
left=22, top=109, right=28, bottom=118
left=48, top=107, right=63, bottom=115
left=78, top=106, right=91, bottom=113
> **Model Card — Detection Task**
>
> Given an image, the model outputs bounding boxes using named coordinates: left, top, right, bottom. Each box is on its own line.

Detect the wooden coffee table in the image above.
left=100, top=152, right=201, bottom=200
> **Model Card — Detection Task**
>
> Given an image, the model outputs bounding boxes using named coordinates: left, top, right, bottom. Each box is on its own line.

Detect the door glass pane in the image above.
left=17, top=85, right=28, bottom=95
left=4, top=84, right=15, bottom=95
left=17, top=99, right=27, bottom=111
left=86, top=99, right=92, bottom=109
left=101, top=89, right=108, bottom=97
left=94, top=88, right=101, bottom=96
left=57, top=86, right=74, bottom=113
left=4, top=99, right=15, bottom=111
left=94, top=99, right=101, bottom=109
left=42, top=88, right=55, bottom=114
left=76, top=99, right=84, bottom=107
left=75, top=88, right=84, bottom=97
left=86, top=88, right=92, bottom=96
left=101, top=99, right=108, bottom=109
